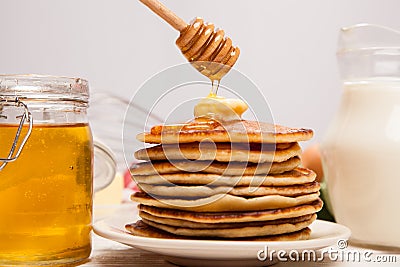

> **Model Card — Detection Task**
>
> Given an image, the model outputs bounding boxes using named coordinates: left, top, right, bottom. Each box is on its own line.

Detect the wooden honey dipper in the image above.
left=139, top=0, right=240, bottom=82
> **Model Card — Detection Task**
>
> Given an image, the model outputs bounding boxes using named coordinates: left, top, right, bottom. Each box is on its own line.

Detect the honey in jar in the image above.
left=0, top=75, right=93, bottom=265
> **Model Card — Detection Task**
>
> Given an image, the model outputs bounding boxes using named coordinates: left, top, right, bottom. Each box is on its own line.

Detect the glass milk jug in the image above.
left=321, top=24, right=400, bottom=248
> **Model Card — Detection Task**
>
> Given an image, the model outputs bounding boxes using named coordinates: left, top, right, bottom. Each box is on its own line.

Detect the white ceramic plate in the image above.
left=93, top=204, right=351, bottom=267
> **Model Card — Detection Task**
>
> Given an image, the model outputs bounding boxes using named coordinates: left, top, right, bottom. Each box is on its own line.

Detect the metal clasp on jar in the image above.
left=0, top=97, right=33, bottom=171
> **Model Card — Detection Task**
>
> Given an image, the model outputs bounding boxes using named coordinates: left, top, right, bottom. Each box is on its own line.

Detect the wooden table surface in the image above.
left=81, top=235, right=400, bottom=267
left=80, top=235, right=175, bottom=266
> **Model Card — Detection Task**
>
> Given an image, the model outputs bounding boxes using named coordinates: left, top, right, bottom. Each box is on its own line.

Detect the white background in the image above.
left=1, top=0, right=400, bottom=165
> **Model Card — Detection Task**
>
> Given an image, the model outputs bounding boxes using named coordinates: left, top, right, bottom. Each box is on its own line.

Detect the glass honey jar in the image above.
left=0, top=74, right=93, bottom=265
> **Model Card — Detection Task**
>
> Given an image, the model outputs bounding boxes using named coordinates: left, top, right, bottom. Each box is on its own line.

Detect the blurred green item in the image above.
left=317, top=181, right=335, bottom=222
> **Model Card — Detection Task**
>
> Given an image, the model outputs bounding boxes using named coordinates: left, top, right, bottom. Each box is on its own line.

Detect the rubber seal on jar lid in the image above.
left=94, top=139, right=117, bottom=192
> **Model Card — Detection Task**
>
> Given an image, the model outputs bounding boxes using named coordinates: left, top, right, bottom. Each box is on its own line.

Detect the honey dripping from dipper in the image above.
left=175, top=17, right=240, bottom=96
left=138, top=0, right=245, bottom=120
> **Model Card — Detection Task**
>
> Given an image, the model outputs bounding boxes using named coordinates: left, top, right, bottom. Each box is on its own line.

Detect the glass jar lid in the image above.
left=0, top=74, right=89, bottom=103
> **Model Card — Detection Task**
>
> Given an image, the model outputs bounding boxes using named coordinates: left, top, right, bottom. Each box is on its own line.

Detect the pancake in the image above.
left=140, top=214, right=316, bottom=238
left=131, top=191, right=320, bottom=212
left=133, top=167, right=316, bottom=187
left=126, top=220, right=312, bottom=241
left=137, top=120, right=313, bottom=144
left=138, top=181, right=320, bottom=198
left=130, top=156, right=301, bottom=176
left=139, top=211, right=313, bottom=229
left=138, top=199, right=323, bottom=223
left=134, top=142, right=302, bottom=163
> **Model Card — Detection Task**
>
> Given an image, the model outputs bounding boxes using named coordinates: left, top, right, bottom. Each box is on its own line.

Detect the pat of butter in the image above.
left=194, top=93, right=248, bottom=121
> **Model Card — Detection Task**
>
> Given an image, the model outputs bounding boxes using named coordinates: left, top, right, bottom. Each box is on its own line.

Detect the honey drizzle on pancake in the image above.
left=150, top=118, right=220, bottom=134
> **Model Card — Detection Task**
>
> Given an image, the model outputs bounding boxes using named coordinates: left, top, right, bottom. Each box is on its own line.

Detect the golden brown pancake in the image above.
left=138, top=199, right=323, bottom=223
left=139, top=212, right=313, bottom=229
left=130, top=156, right=301, bottom=176
left=131, top=191, right=320, bottom=212
left=134, top=142, right=302, bottom=163
left=139, top=214, right=316, bottom=238
left=126, top=220, right=311, bottom=241
left=133, top=167, right=316, bottom=187
left=138, top=182, right=320, bottom=198
left=136, top=120, right=313, bottom=144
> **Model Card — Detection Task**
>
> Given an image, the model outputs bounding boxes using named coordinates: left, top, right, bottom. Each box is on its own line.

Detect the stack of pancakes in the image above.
left=126, top=120, right=323, bottom=241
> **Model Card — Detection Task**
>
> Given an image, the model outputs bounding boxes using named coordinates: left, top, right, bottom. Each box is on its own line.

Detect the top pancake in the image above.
left=137, top=120, right=313, bottom=144
left=135, top=142, right=301, bottom=163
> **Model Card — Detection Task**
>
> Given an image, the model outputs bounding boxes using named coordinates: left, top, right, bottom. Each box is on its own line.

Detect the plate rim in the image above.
left=93, top=207, right=351, bottom=253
